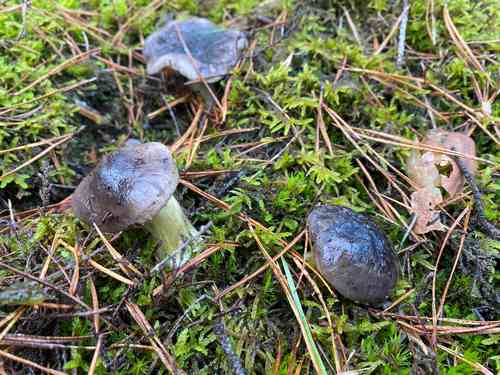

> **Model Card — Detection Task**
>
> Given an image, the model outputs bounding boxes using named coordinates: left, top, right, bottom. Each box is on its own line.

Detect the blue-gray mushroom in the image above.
left=144, top=17, right=247, bottom=83
left=72, top=142, right=198, bottom=268
left=307, top=205, right=398, bottom=305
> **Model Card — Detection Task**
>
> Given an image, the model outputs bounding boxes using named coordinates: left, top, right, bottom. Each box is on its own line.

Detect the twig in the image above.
left=342, top=7, right=362, bottom=47
left=125, top=301, right=185, bottom=375
left=437, top=344, right=494, bottom=375
left=147, top=94, right=189, bottom=125
left=399, top=213, right=417, bottom=246
left=425, top=0, right=437, bottom=45
left=15, top=0, right=30, bottom=40
left=213, top=288, right=246, bottom=375
left=453, top=156, right=500, bottom=239
left=0, top=261, right=91, bottom=311
left=165, top=294, right=210, bottom=343
left=7, top=200, right=17, bottom=235
left=396, top=0, right=410, bottom=68
left=0, top=349, right=65, bottom=375
left=14, top=48, right=99, bottom=96
left=214, top=318, right=246, bottom=375
left=74, top=99, right=106, bottom=125
left=372, top=10, right=404, bottom=56
left=0, top=131, right=77, bottom=181
left=0, top=104, right=43, bottom=121
left=437, top=210, right=471, bottom=319
left=215, top=230, right=305, bottom=300
left=268, top=127, right=305, bottom=163
left=431, top=208, right=469, bottom=347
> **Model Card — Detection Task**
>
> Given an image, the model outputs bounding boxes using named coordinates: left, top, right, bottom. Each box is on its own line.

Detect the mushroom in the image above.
left=143, top=17, right=247, bottom=101
left=72, top=141, right=198, bottom=268
left=307, top=205, right=398, bottom=305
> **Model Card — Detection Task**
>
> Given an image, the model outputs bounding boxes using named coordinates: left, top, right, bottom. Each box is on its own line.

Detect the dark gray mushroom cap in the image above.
left=307, top=205, right=398, bottom=305
left=72, top=142, right=179, bottom=233
left=143, top=17, right=247, bottom=82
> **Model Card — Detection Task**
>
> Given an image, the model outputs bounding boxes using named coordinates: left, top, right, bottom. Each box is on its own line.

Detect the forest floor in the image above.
left=0, top=0, right=499, bottom=374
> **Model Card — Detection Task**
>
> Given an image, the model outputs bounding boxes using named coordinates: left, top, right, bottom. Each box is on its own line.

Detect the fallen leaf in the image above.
left=407, top=149, right=440, bottom=189
left=422, top=130, right=476, bottom=196
left=406, top=130, right=477, bottom=234
left=410, top=187, right=445, bottom=234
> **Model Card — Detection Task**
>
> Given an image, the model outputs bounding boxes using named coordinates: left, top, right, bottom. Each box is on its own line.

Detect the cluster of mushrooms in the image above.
left=72, top=17, right=399, bottom=305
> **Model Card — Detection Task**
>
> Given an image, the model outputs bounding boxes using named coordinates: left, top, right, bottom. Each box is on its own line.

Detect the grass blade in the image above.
left=281, top=258, right=328, bottom=375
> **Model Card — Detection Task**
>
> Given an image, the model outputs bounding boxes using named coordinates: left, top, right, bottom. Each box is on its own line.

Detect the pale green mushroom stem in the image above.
left=145, top=196, right=200, bottom=269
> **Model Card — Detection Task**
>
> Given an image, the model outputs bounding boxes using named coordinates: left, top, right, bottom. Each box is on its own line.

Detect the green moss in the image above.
left=0, top=0, right=498, bottom=373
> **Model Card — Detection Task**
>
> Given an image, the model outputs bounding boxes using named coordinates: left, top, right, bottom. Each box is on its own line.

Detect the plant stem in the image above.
left=145, top=196, right=200, bottom=269
left=454, top=156, right=500, bottom=239
left=192, top=83, right=215, bottom=107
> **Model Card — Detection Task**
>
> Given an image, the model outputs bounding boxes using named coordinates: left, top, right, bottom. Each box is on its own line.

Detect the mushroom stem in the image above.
left=192, top=83, right=216, bottom=107
left=145, top=196, right=199, bottom=269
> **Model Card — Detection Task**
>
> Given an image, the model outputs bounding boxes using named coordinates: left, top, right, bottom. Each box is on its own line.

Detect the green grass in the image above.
left=0, top=0, right=499, bottom=374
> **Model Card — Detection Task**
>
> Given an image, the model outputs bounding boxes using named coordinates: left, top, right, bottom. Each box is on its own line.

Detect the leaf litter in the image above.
left=407, top=130, right=477, bottom=234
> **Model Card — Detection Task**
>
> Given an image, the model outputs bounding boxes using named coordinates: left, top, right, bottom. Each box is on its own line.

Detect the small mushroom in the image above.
left=143, top=17, right=247, bottom=101
left=307, top=205, right=398, bottom=305
left=72, top=141, right=199, bottom=268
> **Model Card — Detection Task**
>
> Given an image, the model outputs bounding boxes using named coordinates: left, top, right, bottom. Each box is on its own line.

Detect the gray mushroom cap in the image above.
left=72, top=142, right=179, bottom=233
left=307, top=205, right=399, bottom=305
left=143, top=17, right=247, bottom=82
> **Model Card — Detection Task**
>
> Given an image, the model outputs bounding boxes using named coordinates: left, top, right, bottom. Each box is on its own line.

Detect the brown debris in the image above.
left=422, top=130, right=477, bottom=196
left=410, top=187, right=445, bottom=234
left=407, top=130, right=477, bottom=234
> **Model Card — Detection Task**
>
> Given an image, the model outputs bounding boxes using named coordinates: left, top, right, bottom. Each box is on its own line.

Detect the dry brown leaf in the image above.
left=407, top=149, right=441, bottom=189
left=407, top=130, right=477, bottom=234
left=410, top=187, right=445, bottom=234
left=422, top=130, right=477, bottom=196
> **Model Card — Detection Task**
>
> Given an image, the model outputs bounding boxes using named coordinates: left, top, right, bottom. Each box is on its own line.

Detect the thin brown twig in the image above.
left=215, top=230, right=306, bottom=299
left=14, top=48, right=99, bottom=96
left=125, top=301, right=185, bottom=375
left=454, top=156, right=500, bottom=239
left=0, top=261, right=91, bottom=311
left=437, top=209, right=471, bottom=319
left=431, top=208, right=469, bottom=348
left=0, top=132, right=76, bottom=181
left=0, top=349, right=65, bottom=375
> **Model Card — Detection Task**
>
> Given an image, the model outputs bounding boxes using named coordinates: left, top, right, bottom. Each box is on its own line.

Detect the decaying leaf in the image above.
left=407, top=130, right=476, bottom=234
left=407, top=149, right=441, bottom=189
left=422, top=130, right=477, bottom=196
left=410, top=187, right=445, bottom=234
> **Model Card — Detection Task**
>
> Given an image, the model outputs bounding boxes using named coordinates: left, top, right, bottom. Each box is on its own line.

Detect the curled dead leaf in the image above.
left=410, top=187, right=445, bottom=234
left=422, top=130, right=476, bottom=196
left=407, top=149, right=441, bottom=189
left=407, top=130, right=476, bottom=234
